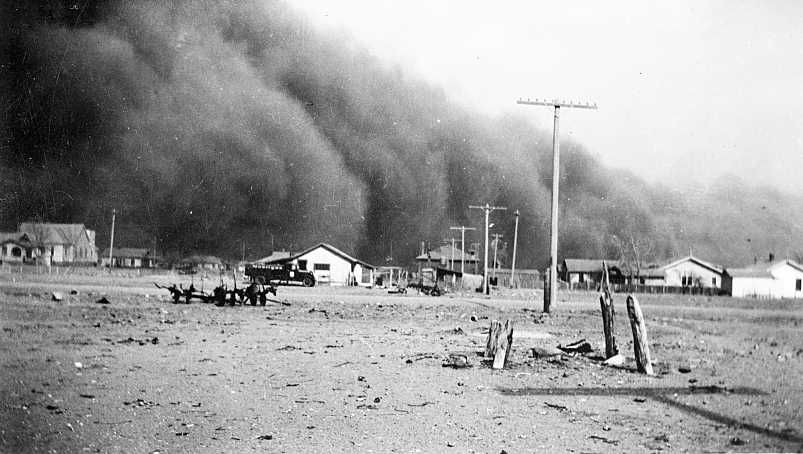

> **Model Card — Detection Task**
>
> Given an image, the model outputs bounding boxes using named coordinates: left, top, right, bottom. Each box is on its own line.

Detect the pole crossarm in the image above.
left=516, top=98, right=598, bottom=110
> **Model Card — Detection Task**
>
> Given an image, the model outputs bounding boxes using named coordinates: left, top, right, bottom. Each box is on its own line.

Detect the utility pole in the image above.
left=450, top=237, right=455, bottom=270
left=471, top=242, right=481, bottom=274
left=511, top=210, right=520, bottom=288
left=449, top=226, right=476, bottom=274
left=491, top=233, right=504, bottom=279
left=469, top=203, right=507, bottom=295
left=517, top=97, right=597, bottom=313
left=108, top=209, right=116, bottom=271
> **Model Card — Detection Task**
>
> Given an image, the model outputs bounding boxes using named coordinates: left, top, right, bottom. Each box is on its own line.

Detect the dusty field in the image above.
left=1, top=271, right=802, bottom=453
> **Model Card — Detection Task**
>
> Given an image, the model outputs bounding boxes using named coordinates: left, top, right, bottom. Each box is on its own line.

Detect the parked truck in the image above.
left=244, top=262, right=316, bottom=287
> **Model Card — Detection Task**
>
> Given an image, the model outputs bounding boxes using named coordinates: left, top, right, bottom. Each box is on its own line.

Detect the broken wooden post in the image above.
left=626, top=295, right=654, bottom=375
left=492, top=320, right=514, bottom=369
left=485, top=320, right=501, bottom=357
left=599, top=262, right=618, bottom=359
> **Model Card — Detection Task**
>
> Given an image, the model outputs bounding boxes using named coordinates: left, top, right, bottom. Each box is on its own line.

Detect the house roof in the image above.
left=562, top=259, right=621, bottom=273
left=181, top=255, right=223, bottom=265
left=639, top=267, right=666, bottom=278
left=18, top=223, right=89, bottom=246
left=0, top=232, right=33, bottom=246
left=262, top=243, right=374, bottom=269
left=416, top=245, right=478, bottom=262
left=660, top=255, right=724, bottom=275
left=100, top=248, right=158, bottom=259
left=726, top=259, right=803, bottom=279
left=254, top=251, right=292, bottom=263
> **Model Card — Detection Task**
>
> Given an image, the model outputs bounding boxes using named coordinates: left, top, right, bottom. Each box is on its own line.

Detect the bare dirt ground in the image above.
left=1, top=270, right=802, bottom=453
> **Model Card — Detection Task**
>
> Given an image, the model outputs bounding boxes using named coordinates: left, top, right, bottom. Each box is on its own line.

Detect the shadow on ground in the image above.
left=497, top=385, right=802, bottom=444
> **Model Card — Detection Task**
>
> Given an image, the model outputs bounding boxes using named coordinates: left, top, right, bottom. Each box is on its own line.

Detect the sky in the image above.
left=289, top=0, right=803, bottom=193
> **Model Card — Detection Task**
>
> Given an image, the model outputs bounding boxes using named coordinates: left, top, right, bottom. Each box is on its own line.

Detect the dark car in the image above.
left=245, top=262, right=316, bottom=287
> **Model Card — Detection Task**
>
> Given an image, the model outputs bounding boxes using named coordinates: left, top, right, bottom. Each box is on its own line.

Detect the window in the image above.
left=298, top=260, right=308, bottom=270
left=797, top=279, right=802, bottom=291
left=314, top=263, right=330, bottom=271
left=712, top=277, right=717, bottom=286
left=12, top=247, right=22, bottom=257
left=681, top=276, right=687, bottom=286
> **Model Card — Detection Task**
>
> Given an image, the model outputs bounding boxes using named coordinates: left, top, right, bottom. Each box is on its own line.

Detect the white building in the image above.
left=272, top=243, right=374, bottom=286
left=0, top=232, right=36, bottom=264
left=723, top=260, right=803, bottom=299
left=660, top=255, right=724, bottom=289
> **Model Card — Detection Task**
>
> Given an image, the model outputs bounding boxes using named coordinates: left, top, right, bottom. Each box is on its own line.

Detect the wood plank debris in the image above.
left=626, top=295, right=654, bottom=375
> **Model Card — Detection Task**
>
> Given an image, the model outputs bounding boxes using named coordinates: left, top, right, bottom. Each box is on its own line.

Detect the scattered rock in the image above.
left=51, top=292, right=64, bottom=302
left=256, top=434, right=273, bottom=440
left=74, top=362, right=83, bottom=369
left=730, top=437, right=748, bottom=446
left=470, top=315, right=478, bottom=322
left=70, top=289, right=79, bottom=295
left=442, top=354, right=470, bottom=368
left=602, top=354, right=625, bottom=367
left=633, top=397, right=647, bottom=403
left=96, top=297, right=111, bottom=305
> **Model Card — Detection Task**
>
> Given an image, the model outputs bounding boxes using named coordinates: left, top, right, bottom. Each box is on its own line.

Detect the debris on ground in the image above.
left=531, top=346, right=563, bottom=358
left=96, top=297, right=111, bottom=305
left=602, top=354, right=626, bottom=366
left=558, top=339, right=592, bottom=354
left=544, top=402, right=568, bottom=411
left=442, top=354, right=470, bottom=368
left=730, top=437, right=748, bottom=445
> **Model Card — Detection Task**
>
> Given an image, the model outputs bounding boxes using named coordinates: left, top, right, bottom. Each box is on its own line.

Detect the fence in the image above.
left=568, top=281, right=725, bottom=296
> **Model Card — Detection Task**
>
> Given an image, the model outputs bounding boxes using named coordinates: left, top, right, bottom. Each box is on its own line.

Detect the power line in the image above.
left=449, top=225, right=477, bottom=274
left=517, top=97, right=597, bottom=313
left=468, top=203, right=507, bottom=295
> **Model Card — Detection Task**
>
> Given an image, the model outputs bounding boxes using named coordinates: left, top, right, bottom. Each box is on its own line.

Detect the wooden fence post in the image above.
left=485, top=320, right=501, bottom=357
left=599, top=262, right=618, bottom=359
left=492, top=320, right=514, bottom=370
left=626, top=295, right=654, bottom=375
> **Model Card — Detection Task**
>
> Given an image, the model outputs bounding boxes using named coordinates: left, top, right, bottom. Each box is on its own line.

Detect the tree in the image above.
left=611, top=233, right=656, bottom=287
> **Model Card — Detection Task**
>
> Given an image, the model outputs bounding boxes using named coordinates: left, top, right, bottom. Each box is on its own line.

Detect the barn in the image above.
left=723, top=260, right=803, bottom=299
left=265, top=243, right=374, bottom=286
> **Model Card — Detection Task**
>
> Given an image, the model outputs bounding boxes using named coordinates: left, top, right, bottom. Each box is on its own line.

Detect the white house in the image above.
left=0, top=232, right=36, bottom=264
left=18, top=223, right=98, bottom=265
left=271, top=243, right=374, bottom=286
left=723, top=260, right=803, bottom=299
left=660, top=255, right=724, bottom=289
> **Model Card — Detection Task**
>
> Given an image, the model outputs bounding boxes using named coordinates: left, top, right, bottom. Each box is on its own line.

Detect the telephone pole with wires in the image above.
left=469, top=203, right=507, bottom=295
left=517, top=98, right=597, bottom=312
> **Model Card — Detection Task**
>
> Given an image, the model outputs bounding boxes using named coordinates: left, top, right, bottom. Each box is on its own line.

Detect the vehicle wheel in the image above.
left=302, top=276, right=314, bottom=287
